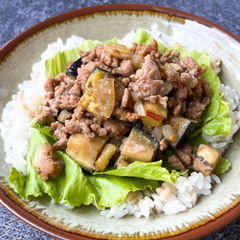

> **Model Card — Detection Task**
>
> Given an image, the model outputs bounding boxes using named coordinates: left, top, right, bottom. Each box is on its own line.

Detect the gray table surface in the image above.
left=1, top=0, right=240, bottom=239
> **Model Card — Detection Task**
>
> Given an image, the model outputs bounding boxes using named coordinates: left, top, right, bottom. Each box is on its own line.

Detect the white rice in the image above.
left=0, top=29, right=239, bottom=218
left=101, top=172, right=221, bottom=218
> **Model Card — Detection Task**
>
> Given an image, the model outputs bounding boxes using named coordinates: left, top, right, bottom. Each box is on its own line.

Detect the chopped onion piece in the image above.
left=151, top=126, right=163, bottom=142
left=131, top=91, right=140, bottom=101
left=189, top=76, right=198, bottom=88
left=134, top=101, right=146, bottom=116
left=161, top=82, right=173, bottom=96
left=162, top=124, right=179, bottom=143
left=169, top=63, right=181, bottom=71
left=104, top=43, right=133, bottom=59
left=131, top=54, right=144, bottom=70
left=57, top=109, right=69, bottom=123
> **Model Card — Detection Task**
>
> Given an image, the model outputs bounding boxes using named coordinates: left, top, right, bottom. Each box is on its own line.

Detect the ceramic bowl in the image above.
left=0, top=4, right=240, bottom=240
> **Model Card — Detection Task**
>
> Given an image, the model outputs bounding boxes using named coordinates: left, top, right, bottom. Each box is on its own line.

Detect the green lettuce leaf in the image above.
left=45, top=46, right=80, bottom=78
left=31, top=119, right=57, bottom=141
left=213, top=157, right=231, bottom=175
left=9, top=126, right=157, bottom=209
left=87, top=174, right=157, bottom=207
left=201, top=99, right=231, bottom=136
left=94, top=160, right=183, bottom=184
left=129, top=28, right=167, bottom=53
left=45, top=37, right=118, bottom=78
left=79, top=36, right=118, bottom=52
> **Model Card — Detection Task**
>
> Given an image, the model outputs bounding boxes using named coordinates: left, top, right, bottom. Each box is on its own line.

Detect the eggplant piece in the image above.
left=92, top=77, right=115, bottom=118
left=79, top=77, right=115, bottom=120
left=193, top=144, right=221, bottom=176
left=134, top=119, right=144, bottom=129
left=66, top=133, right=109, bottom=172
left=121, top=126, right=158, bottom=163
left=115, top=78, right=125, bottom=102
left=79, top=67, right=116, bottom=120
left=140, top=101, right=168, bottom=127
left=109, top=137, right=123, bottom=148
left=94, top=144, right=119, bottom=172
left=115, top=155, right=130, bottom=169
left=168, top=116, right=195, bottom=149
left=66, top=58, right=82, bottom=78
left=78, top=88, right=100, bottom=117
left=84, top=67, right=115, bottom=89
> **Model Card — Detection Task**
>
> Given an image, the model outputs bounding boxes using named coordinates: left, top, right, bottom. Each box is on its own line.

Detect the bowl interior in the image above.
left=0, top=8, right=240, bottom=240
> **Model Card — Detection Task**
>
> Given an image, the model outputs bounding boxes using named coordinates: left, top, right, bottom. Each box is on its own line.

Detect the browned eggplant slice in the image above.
left=84, top=67, right=116, bottom=88
left=193, top=144, right=221, bottom=176
left=168, top=116, right=195, bottom=149
left=66, top=133, right=109, bottom=172
left=66, top=58, right=82, bottom=77
left=120, top=126, right=159, bottom=163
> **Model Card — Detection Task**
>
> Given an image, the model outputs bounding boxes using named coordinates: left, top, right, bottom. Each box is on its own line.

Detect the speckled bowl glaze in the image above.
left=1, top=4, right=240, bottom=240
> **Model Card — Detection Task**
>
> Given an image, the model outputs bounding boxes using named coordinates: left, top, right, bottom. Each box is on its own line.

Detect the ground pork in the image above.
left=77, top=61, right=100, bottom=86
left=51, top=121, right=68, bottom=140
left=169, top=144, right=195, bottom=171
left=34, top=143, right=64, bottom=181
left=78, top=44, right=136, bottom=85
left=185, top=100, right=206, bottom=120
left=64, top=118, right=93, bottom=137
left=168, top=155, right=187, bottom=171
left=160, top=49, right=172, bottom=63
left=36, top=73, right=82, bottom=123
left=118, top=60, right=135, bottom=76
left=122, top=77, right=131, bottom=87
left=121, top=88, right=134, bottom=109
left=52, top=114, right=132, bottom=140
left=72, top=106, right=85, bottom=120
left=160, top=138, right=168, bottom=151
left=163, top=56, right=212, bottom=119
left=103, top=118, right=132, bottom=139
left=130, top=40, right=158, bottom=57
left=176, top=149, right=192, bottom=168
left=180, top=144, right=193, bottom=155
left=76, top=42, right=211, bottom=122
left=53, top=139, right=69, bottom=150
left=113, top=103, right=139, bottom=122
left=161, top=63, right=180, bottom=84
left=129, top=55, right=168, bottom=106
left=35, top=106, right=54, bottom=124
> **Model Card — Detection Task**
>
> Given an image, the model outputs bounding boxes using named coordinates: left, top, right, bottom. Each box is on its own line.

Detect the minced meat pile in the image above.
left=36, top=40, right=212, bottom=151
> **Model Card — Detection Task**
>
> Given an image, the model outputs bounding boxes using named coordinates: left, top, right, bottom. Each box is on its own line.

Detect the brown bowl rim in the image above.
left=1, top=3, right=240, bottom=240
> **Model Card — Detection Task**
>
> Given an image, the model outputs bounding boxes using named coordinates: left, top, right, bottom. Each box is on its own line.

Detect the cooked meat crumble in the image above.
left=34, top=143, right=64, bottom=181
